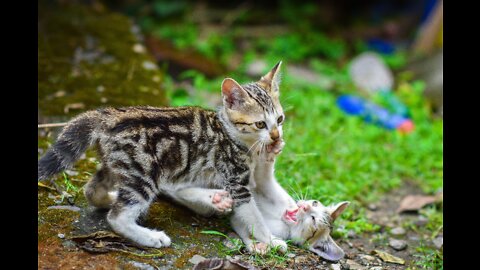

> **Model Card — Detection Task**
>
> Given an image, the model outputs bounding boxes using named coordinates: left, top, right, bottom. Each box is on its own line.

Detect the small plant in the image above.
left=62, top=172, right=79, bottom=194
left=413, top=242, right=443, bottom=270
left=200, top=230, right=244, bottom=255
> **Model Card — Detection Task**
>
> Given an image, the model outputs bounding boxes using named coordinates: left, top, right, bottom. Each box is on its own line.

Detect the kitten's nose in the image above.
left=270, top=129, right=280, bottom=141
left=299, top=204, right=311, bottom=212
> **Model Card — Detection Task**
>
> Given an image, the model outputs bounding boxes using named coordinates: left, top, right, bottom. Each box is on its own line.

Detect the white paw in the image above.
left=141, top=230, right=171, bottom=248
left=247, top=242, right=269, bottom=255
left=211, top=191, right=233, bottom=213
left=271, top=238, right=288, bottom=253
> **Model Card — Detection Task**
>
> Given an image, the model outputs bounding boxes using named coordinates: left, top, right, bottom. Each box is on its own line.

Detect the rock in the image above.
left=347, top=230, right=357, bottom=238
left=346, top=259, right=366, bottom=270
left=128, top=261, right=155, bottom=270
left=132, top=44, right=146, bottom=54
left=287, top=253, right=296, bottom=258
left=408, top=235, right=420, bottom=241
left=367, top=204, right=378, bottom=211
left=388, top=239, right=407, bottom=251
left=359, top=254, right=376, bottom=262
left=61, top=240, right=77, bottom=250
left=294, top=255, right=309, bottom=264
left=47, top=205, right=82, bottom=212
left=57, top=233, right=65, bottom=239
left=142, top=61, right=157, bottom=71
left=415, top=215, right=429, bottom=226
left=188, top=255, right=206, bottom=265
left=330, top=263, right=341, bottom=270
left=341, top=262, right=350, bottom=270
left=349, top=52, right=393, bottom=93
left=54, top=90, right=66, bottom=98
left=389, top=227, right=406, bottom=236
left=369, top=267, right=383, bottom=270
left=433, top=236, right=443, bottom=249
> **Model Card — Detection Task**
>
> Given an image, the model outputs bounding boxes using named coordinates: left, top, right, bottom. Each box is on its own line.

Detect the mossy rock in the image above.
left=38, top=1, right=168, bottom=118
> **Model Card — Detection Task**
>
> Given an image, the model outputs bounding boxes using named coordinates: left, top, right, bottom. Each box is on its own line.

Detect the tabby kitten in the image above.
left=38, top=62, right=287, bottom=253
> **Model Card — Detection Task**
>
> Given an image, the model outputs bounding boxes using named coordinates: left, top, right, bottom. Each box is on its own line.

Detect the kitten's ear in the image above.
left=259, top=61, right=282, bottom=94
left=221, top=78, right=250, bottom=110
left=327, top=201, right=350, bottom=222
left=309, top=235, right=345, bottom=261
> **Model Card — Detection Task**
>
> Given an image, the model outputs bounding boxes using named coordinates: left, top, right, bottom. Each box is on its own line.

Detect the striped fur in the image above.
left=38, top=62, right=288, bottom=251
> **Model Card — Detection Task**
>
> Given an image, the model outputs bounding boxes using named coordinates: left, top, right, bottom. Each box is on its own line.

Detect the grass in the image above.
left=411, top=242, right=443, bottom=270
left=200, top=230, right=290, bottom=268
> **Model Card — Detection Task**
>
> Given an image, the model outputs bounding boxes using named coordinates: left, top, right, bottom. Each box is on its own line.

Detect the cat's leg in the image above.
left=84, top=167, right=117, bottom=209
left=254, top=160, right=296, bottom=208
left=107, top=187, right=171, bottom=248
left=170, top=187, right=233, bottom=216
left=229, top=191, right=287, bottom=254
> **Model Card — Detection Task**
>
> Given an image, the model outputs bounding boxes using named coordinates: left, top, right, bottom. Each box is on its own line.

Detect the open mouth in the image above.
left=266, top=140, right=284, bottom=154
left=283, top=208, right=299, bottom=223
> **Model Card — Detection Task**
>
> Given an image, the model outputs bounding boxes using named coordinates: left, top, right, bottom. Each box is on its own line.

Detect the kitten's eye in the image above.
left=277, top=115, right=284, bottom=125
left=312, top=201, right=318, bottom=207
left=255, top=121, right=266, bottom=129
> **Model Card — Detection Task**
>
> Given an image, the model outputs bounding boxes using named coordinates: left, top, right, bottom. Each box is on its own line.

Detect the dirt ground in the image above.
left=38, top=178, right=442, bottom=270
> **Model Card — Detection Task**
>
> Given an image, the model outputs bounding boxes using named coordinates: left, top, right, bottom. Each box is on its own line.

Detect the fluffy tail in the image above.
left=38, top=111, right=101, bottom=180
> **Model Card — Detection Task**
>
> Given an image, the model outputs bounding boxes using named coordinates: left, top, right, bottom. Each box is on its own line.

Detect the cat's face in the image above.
left=221, top=62, right=285, bottom=155
left=283, top=200, right=349, bottom=261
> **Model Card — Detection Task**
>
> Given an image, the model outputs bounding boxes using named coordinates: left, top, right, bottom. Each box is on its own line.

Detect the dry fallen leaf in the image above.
left=396, top=193, right=442, bottom=213
left=68, top=231, right=162, bottom=257
left=68, top=231, right=124, bottom=243
left=371, top=250, right=405, bottom=265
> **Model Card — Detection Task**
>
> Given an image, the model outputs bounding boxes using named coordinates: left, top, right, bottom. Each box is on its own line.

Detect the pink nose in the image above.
left=300, top=204, right=311, bottom=212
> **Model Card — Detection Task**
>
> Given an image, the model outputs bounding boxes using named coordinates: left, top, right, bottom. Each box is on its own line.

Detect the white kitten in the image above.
left=281, top=200, right=349, bottom=261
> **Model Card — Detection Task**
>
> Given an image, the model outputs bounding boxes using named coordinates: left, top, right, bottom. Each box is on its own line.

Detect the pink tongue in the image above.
left=286, top=208, right=298, bottom=219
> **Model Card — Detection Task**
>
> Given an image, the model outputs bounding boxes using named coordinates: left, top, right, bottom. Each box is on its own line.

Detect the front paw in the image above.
left=211, top=191, right=233, bottom=213
left=265, top=140, right=285, bottom=161
left=271, top=238, right=288, bottom=253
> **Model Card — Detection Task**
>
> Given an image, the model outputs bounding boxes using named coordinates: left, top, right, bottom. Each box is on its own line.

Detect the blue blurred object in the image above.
left=366, top=38, right=395, bottom=55
left=337, top=95, right=414, bottom=133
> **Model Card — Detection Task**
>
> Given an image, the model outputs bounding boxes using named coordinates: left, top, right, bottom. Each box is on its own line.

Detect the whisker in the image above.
left=247, top=139, right=261, bottom=156
left=304, top=187, right=310, bottom=201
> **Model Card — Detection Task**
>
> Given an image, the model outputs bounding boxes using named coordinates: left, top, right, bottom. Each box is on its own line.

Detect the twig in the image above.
left=38, top=122, right=68, bottom=129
